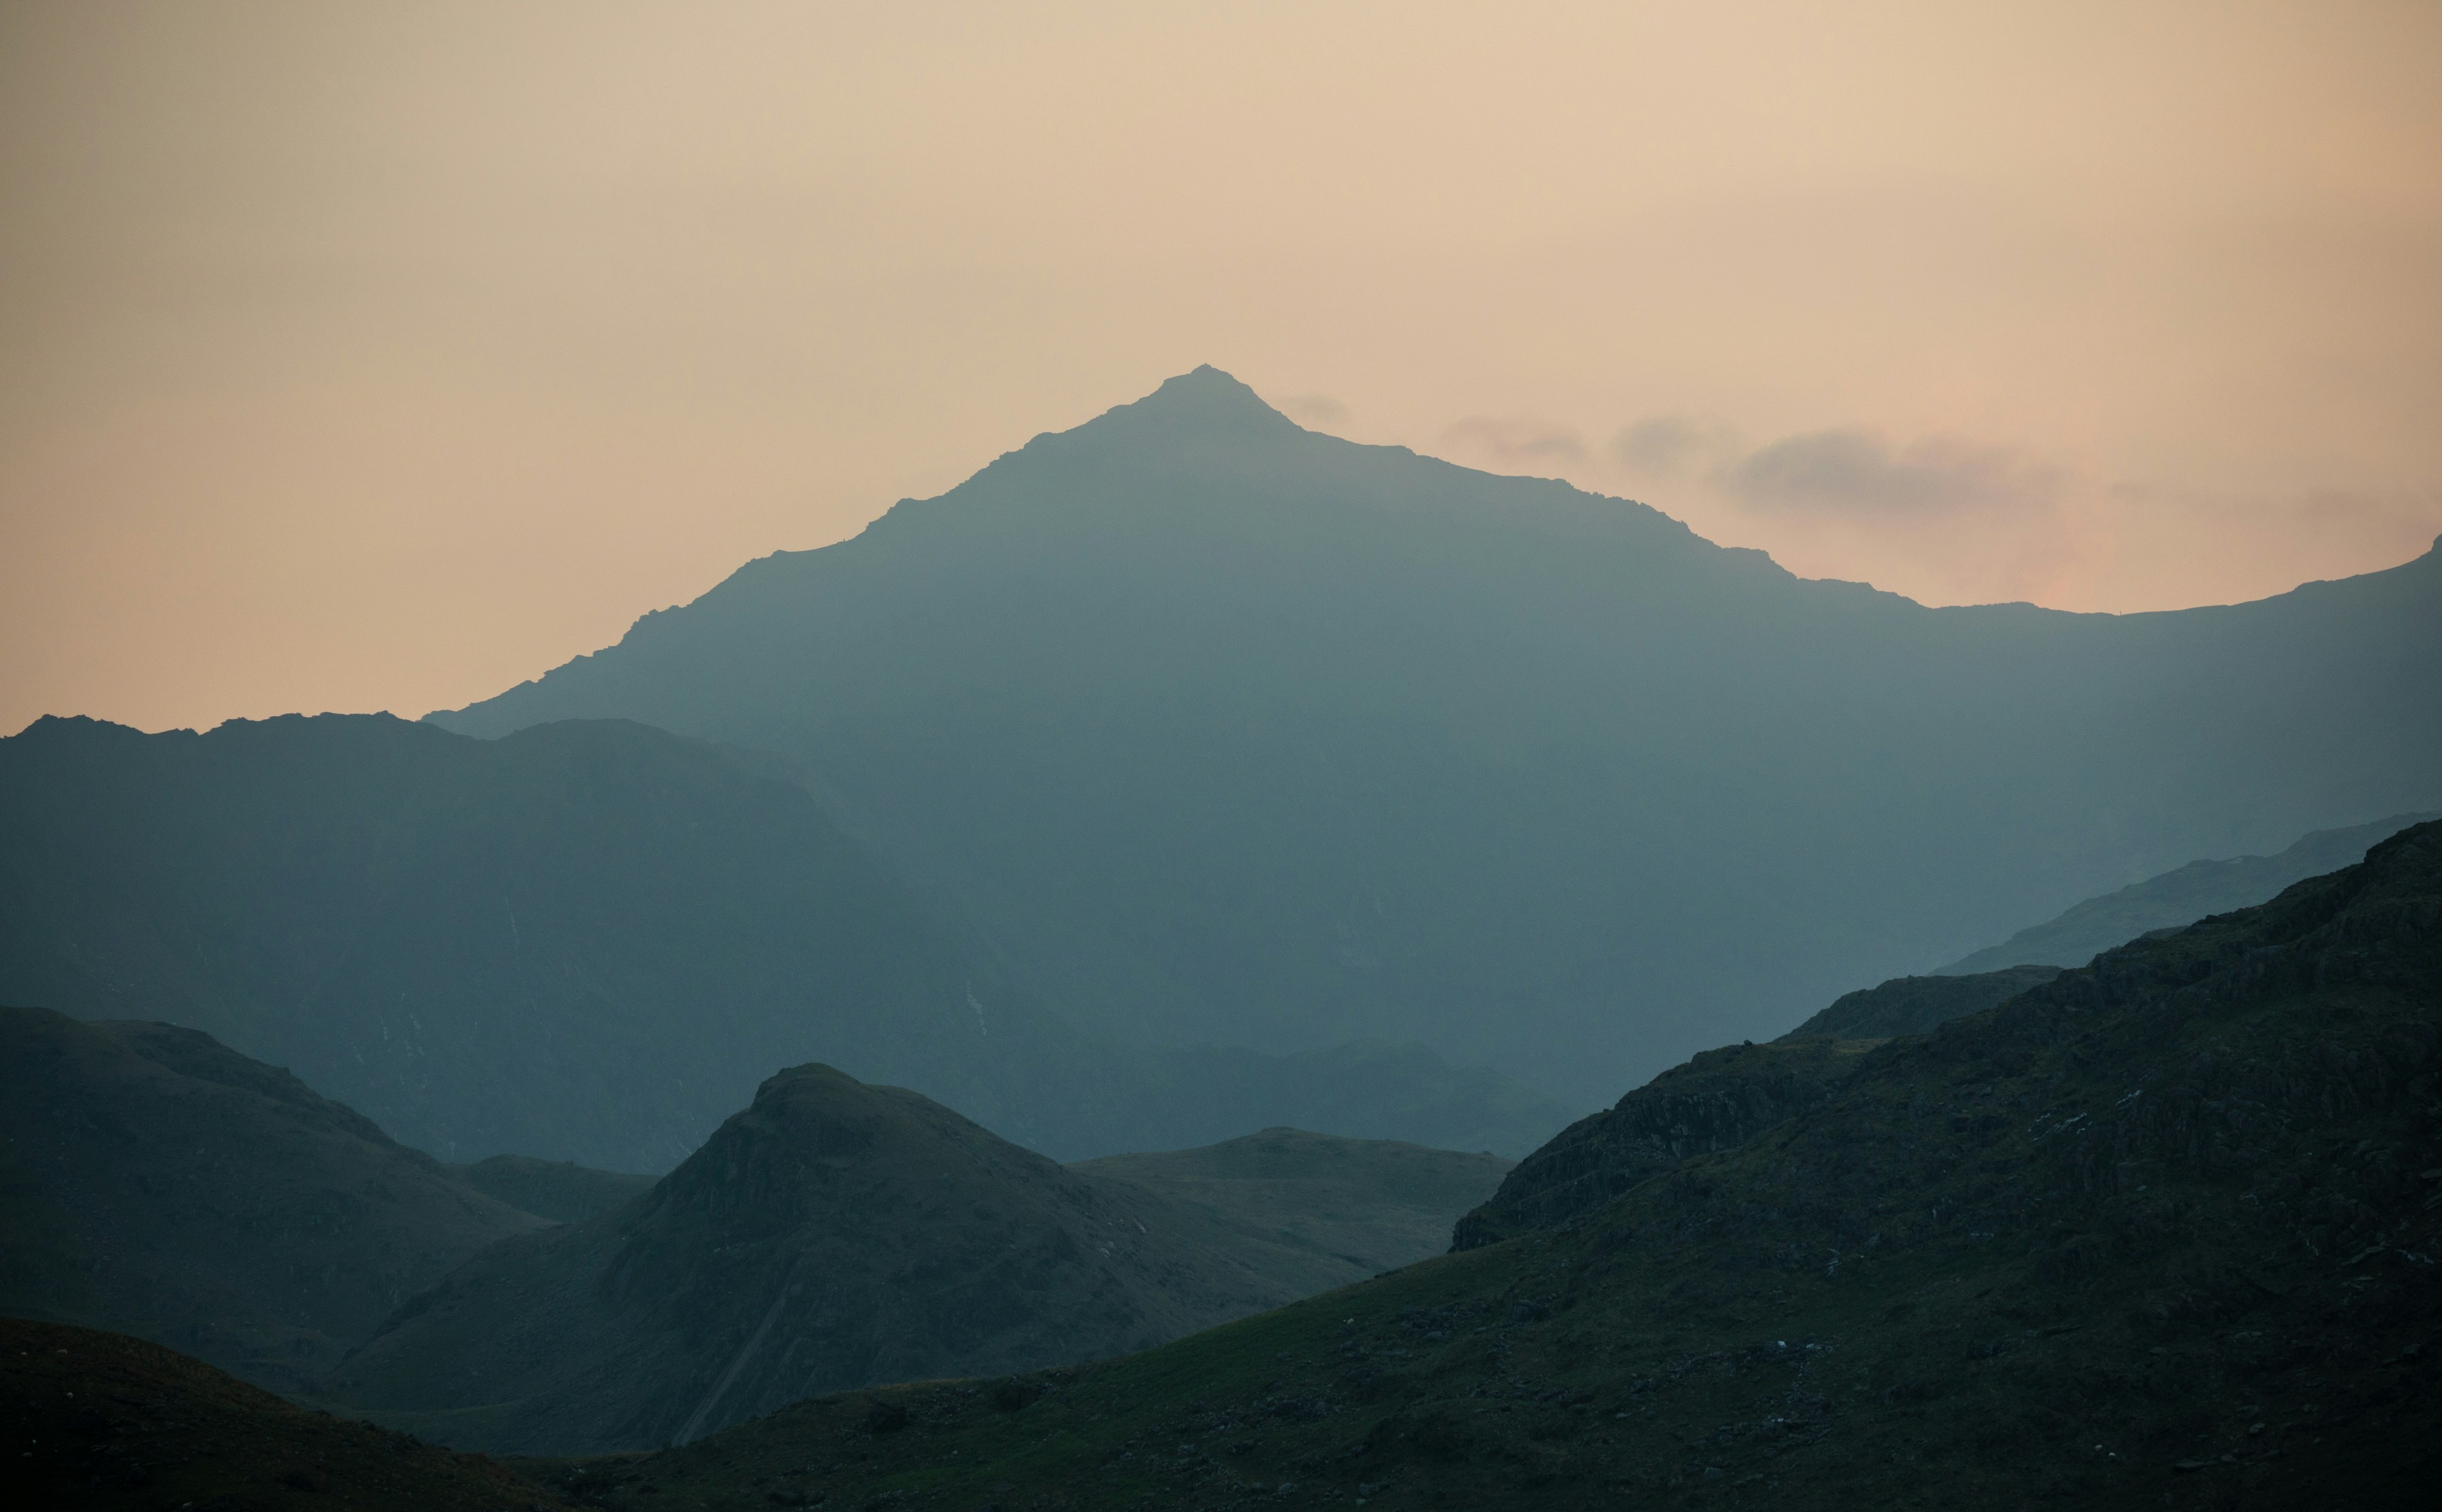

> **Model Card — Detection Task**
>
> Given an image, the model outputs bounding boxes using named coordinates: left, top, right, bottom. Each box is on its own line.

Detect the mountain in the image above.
left=1777, top=963, right=2061, bottom=1040
left=330, top=1064, right=1499, bottom=1453
left=0, top=712, right=1574, bottom=1167
left=1073, top=1127, right=1512, bottom=1294
left=0, top=1005, right=542, bottom=1393
left=547, top=821, right=2442, bottom=1511
left=1941, top=810, right=2441, bottom=975
left=1, top=1317, right=580, bottom=1512
left=427, top=366, right=2442, bottom=1106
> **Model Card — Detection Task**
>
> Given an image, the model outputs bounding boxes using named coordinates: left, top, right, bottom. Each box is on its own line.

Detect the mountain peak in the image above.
left=1075, top=364, right=1301, bottom=442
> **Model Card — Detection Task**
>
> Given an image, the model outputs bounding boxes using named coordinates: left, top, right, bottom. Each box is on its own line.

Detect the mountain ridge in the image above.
left=424, top=368, right=2442, bottom=1103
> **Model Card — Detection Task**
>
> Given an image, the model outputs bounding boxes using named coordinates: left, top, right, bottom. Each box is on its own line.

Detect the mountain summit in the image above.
left=428, top=371, right=2442, bottom=1104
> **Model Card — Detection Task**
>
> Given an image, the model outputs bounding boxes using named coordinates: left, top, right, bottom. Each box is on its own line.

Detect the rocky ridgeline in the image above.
left=1450, top=1039, right=1862, bottom=1250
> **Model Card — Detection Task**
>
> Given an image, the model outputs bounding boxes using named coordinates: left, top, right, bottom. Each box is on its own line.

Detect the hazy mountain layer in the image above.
left=1942, top=810, right=2440, bottom=974
left=446, top=1155, right=654, bottom=1224
left=429, top=367, right=2442, bottom=1104
left=564, top=820, right=2442, bottom=1512
left=0, top=1006, right=543, bottom=1393
left=1, top=1317, right=583, bottom=1512
left=0, top=712, right=1574, bottom=1167
left=1073, top=1127, right=1512, bottom=1294
left=333, top=1064, right=1505, bottom=1453
left=1777, top=964, right=2061, bottom=1041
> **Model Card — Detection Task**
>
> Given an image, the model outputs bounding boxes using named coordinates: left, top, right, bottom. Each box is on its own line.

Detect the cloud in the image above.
left=1441, top=416, right=1589, bottom=469
left=1608, top=415, right=1741, bottom=478
left=1722, top=429, right=2063, bottom=517
left=1276, top=392, right=1350, bottom=428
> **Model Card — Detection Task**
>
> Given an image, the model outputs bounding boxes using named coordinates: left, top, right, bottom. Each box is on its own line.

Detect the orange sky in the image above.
left=4, top=1, right=2438, bottom=735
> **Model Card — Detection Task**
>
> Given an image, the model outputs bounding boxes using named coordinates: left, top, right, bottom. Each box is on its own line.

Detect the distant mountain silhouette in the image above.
left=0, top=1005, right=541, bottom=1393
left=331, top=1064, right=1505, bottom=1452
left=0, top=713, right=1575, bottom=1167
left=1940, top=811, right=2441, bottom=974
left=427, top=366, right=2442, bottom=1104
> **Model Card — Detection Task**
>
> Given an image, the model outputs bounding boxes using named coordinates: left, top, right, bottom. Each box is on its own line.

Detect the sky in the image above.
left=3, top=1, right=2438, bottom=736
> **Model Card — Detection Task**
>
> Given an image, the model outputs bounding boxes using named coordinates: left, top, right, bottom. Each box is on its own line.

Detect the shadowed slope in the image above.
left=0, top=1006, right=543, bottom=1392
left=0, top=1317, right=581, bottom=1512
left=586, top=821, right=2442, bottom=1511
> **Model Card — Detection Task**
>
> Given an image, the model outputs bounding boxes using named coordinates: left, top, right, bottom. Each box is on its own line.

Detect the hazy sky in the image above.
left=5, top=1, right=2438, bottom=735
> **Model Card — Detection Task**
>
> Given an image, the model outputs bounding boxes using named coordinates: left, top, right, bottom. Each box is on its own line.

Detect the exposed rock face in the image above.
left=334, top=1064, right=1353, bottom=1453
left=1777, top=965, right=2060, bottom=1041
left=1450, top=1039, right=1865, bottom=1249
left=0, top=1005, right=543, bottom=1391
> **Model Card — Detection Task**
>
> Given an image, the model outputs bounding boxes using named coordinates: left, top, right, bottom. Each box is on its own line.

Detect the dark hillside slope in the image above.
left=594, top=821, right=2442, bottom=1512
left=1943, top=810, right=2441, bottom=974
left=0, top=1006, right=541, bottom=1392
left=429, top=367, right=2442, bottom=1104
left=0, top=713, right=1572, bottom=1166
left=1459, top=966, right=2063, bottom=1251
left=0, top=1317, right=580, bottom=1512
left=1450, top=1037, right=1869, bottom=1251
left=332, top=1065, right=1407, bottom=1454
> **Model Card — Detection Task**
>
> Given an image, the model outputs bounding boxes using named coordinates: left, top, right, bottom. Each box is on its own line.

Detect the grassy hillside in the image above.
left=429, top=368, right=2442, bottom=1105
left=0, top=1007, right=543, bottom=1394
left=550, top=820, right=2442, bottom=1510
left=0, top=1317, right=580, bottom=1512
left=1075, top=1129, right=1512, bottom=1295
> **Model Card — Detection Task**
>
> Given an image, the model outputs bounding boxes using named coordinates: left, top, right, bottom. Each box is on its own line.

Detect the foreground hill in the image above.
left=0, top=712, right=1572, bottom=1166
left=570, top=820, right=2442, bottom=1511
left=1075, top=1128, right=1512, bottom=1296
left=0, top=1006, right=542, bottom=1393
left=332, top=1066, right=1507, bottom=1454
left=430, top=367, right=2442, bottom=1104
left=0, top=1317, right=579, bottom=1512
left=1943, top=809, right=2439, bottom=974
